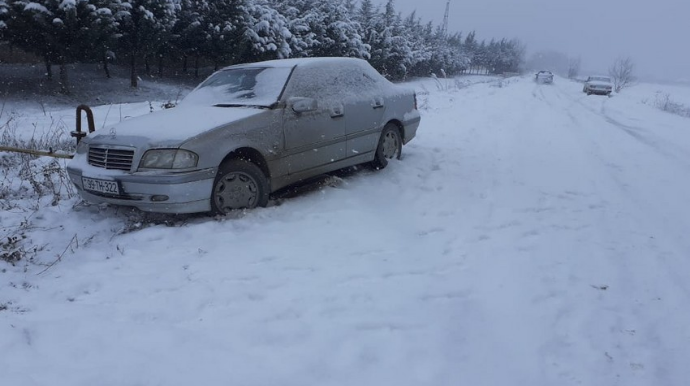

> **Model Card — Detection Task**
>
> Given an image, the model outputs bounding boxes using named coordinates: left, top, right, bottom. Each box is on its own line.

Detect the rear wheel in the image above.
left=371, top=123, right=402, bottom=170
left=211, top=159, right=269, bottom=214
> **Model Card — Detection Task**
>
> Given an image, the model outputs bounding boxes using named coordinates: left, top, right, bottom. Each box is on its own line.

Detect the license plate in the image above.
left=82, top=177, right=120, bottom=195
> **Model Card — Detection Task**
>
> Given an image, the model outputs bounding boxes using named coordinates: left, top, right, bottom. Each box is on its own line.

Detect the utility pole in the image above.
left=441, top=0, right=450, bottom=36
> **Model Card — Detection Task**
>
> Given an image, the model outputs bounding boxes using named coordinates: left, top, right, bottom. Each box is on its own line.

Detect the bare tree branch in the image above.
left=567, top=56, right=581, bottom=79
left=609, top=56, right=635, bottom=93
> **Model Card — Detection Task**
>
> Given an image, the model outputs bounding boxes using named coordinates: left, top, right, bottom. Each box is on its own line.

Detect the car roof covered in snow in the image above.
left=221, top=57, right=368, bottom=71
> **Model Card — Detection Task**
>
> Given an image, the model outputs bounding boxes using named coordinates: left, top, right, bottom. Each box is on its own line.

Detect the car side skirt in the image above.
left=270, top=152, right=375, bottom=192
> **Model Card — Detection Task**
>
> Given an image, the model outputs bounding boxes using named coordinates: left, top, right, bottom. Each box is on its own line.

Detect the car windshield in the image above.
left=182, top=67, right=293, bottom=107
left=591, top=77, right=611, bottom=82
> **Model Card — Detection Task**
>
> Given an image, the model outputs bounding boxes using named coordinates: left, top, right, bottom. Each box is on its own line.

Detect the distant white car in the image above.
left=535, top=71, right=554, bottom=84
left=583, top=76, right=613, bottom=96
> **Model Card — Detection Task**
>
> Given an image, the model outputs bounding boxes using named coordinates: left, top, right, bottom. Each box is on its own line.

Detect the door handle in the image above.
left=330, top=107, right=344, bottom=118
left=372, top=100, right=384, bottom=109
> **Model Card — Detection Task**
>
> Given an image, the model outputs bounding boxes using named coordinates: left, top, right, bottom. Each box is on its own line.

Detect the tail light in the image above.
left=413, top=92, right=418, bottom=110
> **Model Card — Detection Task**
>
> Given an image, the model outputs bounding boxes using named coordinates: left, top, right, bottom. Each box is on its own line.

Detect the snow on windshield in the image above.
left=182, top=67, right=292, bottom=107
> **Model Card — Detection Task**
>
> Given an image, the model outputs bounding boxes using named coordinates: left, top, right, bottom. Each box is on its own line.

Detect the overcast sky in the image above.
left=372, top=0, right=689, bottom=81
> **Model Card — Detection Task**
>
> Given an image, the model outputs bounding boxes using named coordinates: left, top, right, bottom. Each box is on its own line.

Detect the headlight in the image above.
left=139, top=149, right=198, bottom=169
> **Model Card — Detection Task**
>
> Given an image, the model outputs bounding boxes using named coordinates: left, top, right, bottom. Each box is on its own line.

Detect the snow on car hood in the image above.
left=93, top=105, right=263, bottom=143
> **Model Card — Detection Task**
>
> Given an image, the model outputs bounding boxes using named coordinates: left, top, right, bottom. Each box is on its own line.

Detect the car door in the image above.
left=282, top=65, right=347, bottom=175
left=339, top=65, right=387, bottom=158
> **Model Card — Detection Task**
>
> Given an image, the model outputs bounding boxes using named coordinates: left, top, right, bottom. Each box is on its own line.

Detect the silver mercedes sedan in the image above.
left=66, top=57, right=421, bottom=214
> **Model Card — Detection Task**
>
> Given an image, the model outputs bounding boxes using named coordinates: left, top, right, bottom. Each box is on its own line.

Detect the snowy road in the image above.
left=2, top=76, right=690, bottom=385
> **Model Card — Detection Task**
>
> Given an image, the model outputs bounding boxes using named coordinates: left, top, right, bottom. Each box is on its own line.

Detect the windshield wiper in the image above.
left=214, top=103, right=271, bottom=109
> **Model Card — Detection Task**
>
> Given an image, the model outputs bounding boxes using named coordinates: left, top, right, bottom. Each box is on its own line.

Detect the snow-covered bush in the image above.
left=0, top=117, right=75, bottom=210
left=647, top=92, right=690, bottom=118
left=430, top=72, right=468, bottom=92
left=0, top=115, right=77, bottom=266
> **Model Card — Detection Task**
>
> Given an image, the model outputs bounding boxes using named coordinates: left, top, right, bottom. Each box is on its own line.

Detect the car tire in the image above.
left=371, top=123, right=402, bottom=170
left=211, top=159, right=269, bottom=214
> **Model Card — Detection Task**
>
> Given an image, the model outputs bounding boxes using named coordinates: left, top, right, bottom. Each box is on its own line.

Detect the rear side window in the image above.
left=284, top=61, right=389, bottom=107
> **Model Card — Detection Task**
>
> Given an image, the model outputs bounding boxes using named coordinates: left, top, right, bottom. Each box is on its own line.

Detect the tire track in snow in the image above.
left=513, top=79, right=690, bottom=385
left=545, top=80, right=690, bottom=385
left=564, top=88, right=690, bottom=169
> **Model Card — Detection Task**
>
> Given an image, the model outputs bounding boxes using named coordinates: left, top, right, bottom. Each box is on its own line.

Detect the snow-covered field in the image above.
left=2, top=75, right=690, bottom=385
left=635, top=81, right=690, bottom=106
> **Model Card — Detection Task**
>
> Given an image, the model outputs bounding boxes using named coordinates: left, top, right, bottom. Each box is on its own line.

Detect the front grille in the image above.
left=88, top=147, right=135, bottom=171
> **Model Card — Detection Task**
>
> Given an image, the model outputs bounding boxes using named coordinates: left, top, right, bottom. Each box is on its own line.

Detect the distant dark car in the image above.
left=535, top=71, right=554, bottom=84
left=67, top=57, right=421, bottom=215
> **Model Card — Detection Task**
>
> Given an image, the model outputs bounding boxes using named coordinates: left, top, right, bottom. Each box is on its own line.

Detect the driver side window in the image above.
left=284, top=66, right=345, bottom=108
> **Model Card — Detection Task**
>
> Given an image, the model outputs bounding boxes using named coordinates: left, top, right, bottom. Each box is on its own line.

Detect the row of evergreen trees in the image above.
left=0, top=0, right=525, bottom=92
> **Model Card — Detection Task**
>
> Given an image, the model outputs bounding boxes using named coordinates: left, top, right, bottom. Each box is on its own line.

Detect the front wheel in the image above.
left=371, top=123, right=402, bottom=170
left=211, top=159, right=269, bottom=214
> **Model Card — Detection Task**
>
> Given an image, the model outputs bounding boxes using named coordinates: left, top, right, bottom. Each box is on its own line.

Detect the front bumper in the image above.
left=586, top=87, right=612, bottom=95
left=67, top=166, right=216, bottom=214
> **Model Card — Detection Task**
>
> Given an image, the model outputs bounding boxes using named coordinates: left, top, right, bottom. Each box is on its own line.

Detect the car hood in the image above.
left=89, top=105, right=264, bottom=145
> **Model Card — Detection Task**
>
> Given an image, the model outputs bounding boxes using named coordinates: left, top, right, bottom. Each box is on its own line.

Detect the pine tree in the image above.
left=464, top=31, right=477, bottom=73
left=402, top=11, right=432, bottom=77
left=196, top=0, right=244, bottom=70
left=172, top=0, right=206, bottom=76
left=5, top=0, right=118, bottom=92
left=239, top=0, right=292, bottom=62
left=0, top=0, right=8, bottom=37
left=355, top=0, right=382, bottom=66
left=276, top=0, right=368, bottom=59
left=378, top=0, right=412, bottom=80
left=263, top=0, right=306, bottom=57
left=114, top=0, right=176, bottom=87
left=78, top=0, right=120, bottom=78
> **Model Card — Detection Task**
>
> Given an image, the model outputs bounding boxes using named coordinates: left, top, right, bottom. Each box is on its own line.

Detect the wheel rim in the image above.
left=382, top=130, right=400, bottom=159
left=213, top=171, right=259, bottom=212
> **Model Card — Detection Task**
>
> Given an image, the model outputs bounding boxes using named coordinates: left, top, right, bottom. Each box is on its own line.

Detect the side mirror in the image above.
left=289, top=97, right=318, bottom=114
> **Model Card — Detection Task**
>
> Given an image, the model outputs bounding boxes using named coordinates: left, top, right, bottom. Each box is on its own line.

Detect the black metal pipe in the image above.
left=71, top=105, right=95, bottom=145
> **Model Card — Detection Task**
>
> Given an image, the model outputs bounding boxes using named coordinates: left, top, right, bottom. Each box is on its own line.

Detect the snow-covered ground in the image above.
left=2, top=75, right=690, bottom=385
left=634, top=81, right=690, bottom=106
